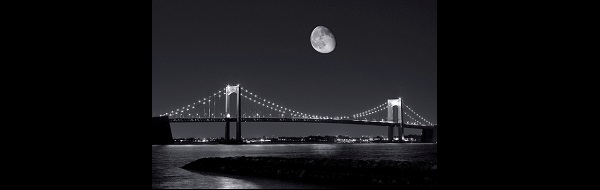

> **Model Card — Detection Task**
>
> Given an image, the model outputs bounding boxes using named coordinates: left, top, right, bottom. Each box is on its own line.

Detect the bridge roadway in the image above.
left=169, top=117, right=436, bottom=129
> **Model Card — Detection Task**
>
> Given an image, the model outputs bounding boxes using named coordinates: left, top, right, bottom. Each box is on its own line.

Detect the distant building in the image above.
left=404, top=134, right=421, bottom=142
left=273, top=136, right=303, bottom=142
left=304, top=135, right=335, bottom=142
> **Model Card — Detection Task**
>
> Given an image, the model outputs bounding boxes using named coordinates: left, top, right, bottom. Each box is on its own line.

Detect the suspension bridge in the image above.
left=152, top=85, right=437, bottom=144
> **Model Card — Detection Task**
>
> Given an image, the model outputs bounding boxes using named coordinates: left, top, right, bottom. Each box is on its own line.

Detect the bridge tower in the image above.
left=225, top=84, right=242, bottom=142
left=387, top=98, right=403, bottom=142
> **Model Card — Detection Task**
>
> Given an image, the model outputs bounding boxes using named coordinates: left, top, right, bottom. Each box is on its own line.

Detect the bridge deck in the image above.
left=169, top=118, right=435, bottom=129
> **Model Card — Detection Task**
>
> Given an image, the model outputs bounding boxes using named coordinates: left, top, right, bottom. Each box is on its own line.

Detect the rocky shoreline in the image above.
left=182, top=156, right=437, bottom=188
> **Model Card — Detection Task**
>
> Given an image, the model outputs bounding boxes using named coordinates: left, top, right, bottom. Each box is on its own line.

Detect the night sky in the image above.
left=152, top=0, right=436, bottom=138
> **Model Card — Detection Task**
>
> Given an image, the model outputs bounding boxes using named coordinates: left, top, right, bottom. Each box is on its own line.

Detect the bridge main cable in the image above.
left=402, top=103, right=434, bottom=125
left=239, top=86, right=327, bottom=119
left=159, top=87, right=227, bottom=118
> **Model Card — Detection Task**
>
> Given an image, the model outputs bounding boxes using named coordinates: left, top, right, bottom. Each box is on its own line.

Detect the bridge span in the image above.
left=152, top=85, right=437, bottom=144
left=170, top=117, right=436, bottom=129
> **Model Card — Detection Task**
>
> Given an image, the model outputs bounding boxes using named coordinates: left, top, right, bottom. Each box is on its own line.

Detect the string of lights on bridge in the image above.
left=159, top=87, right=229, bottom=117
left=403, top=111, right=422, bottom=125
left=240, top=87, right=335, bottom=119
left=403, top=103, right=434, bottom=125
left=351, top=102, right=387, bottom=119
left=349, top=102, right=436, bottom=126
left=159, top=86, right=435, bottom=126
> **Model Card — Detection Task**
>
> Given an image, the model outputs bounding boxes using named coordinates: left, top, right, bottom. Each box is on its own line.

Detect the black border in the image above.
left=34, top=0, right=549, bottom=188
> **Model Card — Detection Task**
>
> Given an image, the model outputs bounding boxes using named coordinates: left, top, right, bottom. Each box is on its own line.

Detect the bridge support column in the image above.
left=236, top=88, right=242, bottom=142
left=387, top=98, right=402, bottom=142
left=433, top=126, right=437, bottom=143
left=397, top=124, right=404, bottom=142
left=226, top=84, right=243, bottom=143
left=225, top=121, right=230, bottom=141
left=236, top=121, right=241, bottom=141
left=388, top=126, right=394, bottom=142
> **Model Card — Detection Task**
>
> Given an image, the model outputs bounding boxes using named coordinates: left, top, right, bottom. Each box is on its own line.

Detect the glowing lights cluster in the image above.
left=403, top=103, right=434, bottom=125
left=159, top=87, right=227, bottom=117
left=403, top=112, right=423, bottom=125
left=352, top=102, right=387, bottom=119
left=239, top=87, right=329, bottom=119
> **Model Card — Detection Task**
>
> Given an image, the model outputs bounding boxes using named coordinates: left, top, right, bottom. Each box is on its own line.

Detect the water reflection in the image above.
left=153, top=143, right=436, bottom=188
left=214, top=175, right=259, bottom=189
left=309, top=144, right=338, bottom=156
left=184, top=170, right=336, bottom=189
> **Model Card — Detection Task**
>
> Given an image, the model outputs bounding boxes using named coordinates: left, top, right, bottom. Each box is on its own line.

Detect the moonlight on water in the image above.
left=310, top=26, right=336, bottom=53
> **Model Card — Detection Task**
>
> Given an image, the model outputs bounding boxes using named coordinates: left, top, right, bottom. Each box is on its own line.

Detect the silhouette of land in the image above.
left=151, top=116, right=173, bottom=145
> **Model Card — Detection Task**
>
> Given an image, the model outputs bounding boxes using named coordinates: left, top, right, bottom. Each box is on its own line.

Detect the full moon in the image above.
left=310, top=26, right=335, bottom=53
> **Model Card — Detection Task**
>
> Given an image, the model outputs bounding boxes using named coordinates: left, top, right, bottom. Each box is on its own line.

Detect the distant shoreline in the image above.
left=162, top=141, right=431, bottom=145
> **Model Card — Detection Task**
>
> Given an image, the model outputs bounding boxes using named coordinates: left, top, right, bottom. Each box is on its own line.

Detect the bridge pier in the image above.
left=225, top=121, right=230, bottom=141
left=397, top=124, right=404, bottom=142
left=433, top=125, right=437, bottom=143
left=388, top=126, right=394, bottom=142
left=236, top=89, right=242, bottom=142
left=236, top=122, right=241, bottom=141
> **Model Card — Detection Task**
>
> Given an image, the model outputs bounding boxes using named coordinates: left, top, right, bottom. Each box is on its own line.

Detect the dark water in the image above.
left=152, top=143, right=437, bottom=189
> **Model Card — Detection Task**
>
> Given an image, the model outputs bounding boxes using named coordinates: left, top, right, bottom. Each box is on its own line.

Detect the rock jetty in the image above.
left=182, top=156, right=437, bottom=188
